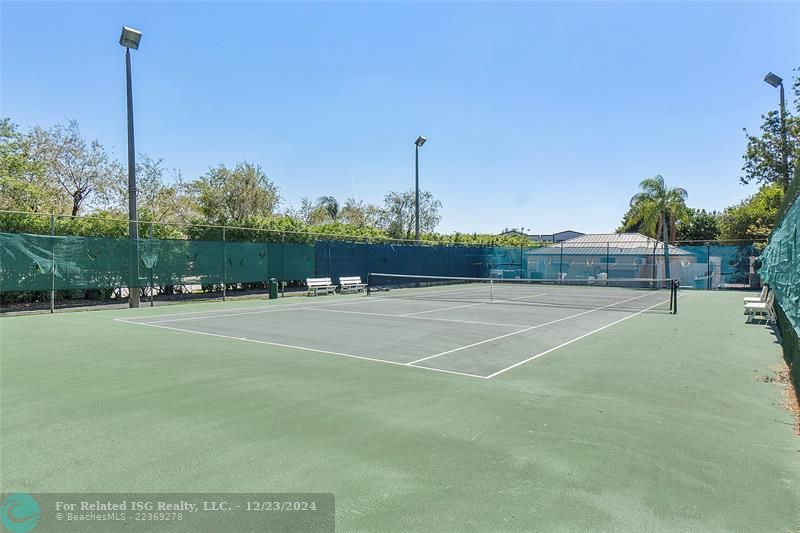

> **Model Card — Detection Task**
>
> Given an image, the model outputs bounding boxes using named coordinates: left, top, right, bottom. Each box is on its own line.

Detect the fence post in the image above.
left=652, top=244, right=656, bottom=281
left=50, top=212, right=55, bottom=313
left=281, top=233, right=290, bottom=296
left=559, top=242, right=563, bottom=282
left=222, top=227, right=227, bottom=301
left=417, top=240, right=422, bottom=277
left=706, top=244, right=711, bottom=290
left=149, top=223, right=154, bottom=307
left=606, top=242, right=610, bottom=281
left=365, top=238, right=370, bottom=282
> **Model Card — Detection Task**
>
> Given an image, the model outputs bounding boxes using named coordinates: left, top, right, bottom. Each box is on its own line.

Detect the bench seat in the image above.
left=306, top=277, right=337, bottom=296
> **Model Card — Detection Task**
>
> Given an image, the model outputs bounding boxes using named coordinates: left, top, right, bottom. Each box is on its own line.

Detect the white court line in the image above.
left=477, top=294, right=667, bottom=312
left=115, top=296, right=386, bottom=325
left=123, top=302, right=296, bottom=320
left=120, top=283, right=506, bottom=324
left=119, top=286, right=541, bottom=325
left=120, top=293, right=381, bottom=322
left=400, top=301, right=487, bottom=316
left=115, top=318, right=488, bottom=380
left=119, top=306, right=307, bottom=324
left=370, top=285, right=494, bottom=301
left=406, top=291, right=656, bottom=366
left=486, top=297, right=672, bottom=378
left=305, top=307, right=528, bottom=328
left=400, top=292, right=548, bottom=316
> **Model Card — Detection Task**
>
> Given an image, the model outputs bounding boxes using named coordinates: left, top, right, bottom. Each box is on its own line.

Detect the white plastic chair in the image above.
left=743, top=285, right=767, bottom=304
left=745, top=291, right=775, bottom=324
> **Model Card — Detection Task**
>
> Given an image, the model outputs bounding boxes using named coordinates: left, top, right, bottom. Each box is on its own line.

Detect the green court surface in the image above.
left=1, top=290, right=798, bottom=531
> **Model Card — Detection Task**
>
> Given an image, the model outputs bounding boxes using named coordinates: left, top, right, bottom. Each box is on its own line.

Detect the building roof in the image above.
left=524, top=233, right=692, bottom=256
left=499, top=229, right=584, bottom=242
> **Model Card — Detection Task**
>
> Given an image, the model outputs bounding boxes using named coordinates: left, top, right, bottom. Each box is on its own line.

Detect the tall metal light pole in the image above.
left=764, top=72, right=790, bottom=190
left=414, top=136, right=427, bottom=242
left=120, top=26, right=142, bottom=307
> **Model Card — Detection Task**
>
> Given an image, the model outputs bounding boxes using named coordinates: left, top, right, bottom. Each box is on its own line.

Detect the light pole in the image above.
left=764, top=72, right=790, bottom=190
left=120, top=26, right=142, bottom=307
left=414, top=136, right=427, bottom=242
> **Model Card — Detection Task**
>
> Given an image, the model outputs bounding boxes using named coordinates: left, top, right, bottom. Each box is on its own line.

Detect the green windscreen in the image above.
left=758, top=170, right=800, bottom=393
left=759, top=205, right=800, bottom=319
left=0, top=233, right=315, bottom=292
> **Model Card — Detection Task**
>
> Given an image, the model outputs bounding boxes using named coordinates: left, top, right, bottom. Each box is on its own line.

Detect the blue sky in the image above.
left=2, top=1, right=798, bottom=234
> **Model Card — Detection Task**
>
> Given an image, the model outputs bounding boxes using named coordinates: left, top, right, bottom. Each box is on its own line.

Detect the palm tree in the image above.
left=315, top=196, right=340, bottom=222
left=627, top=175, right=689, bottom=280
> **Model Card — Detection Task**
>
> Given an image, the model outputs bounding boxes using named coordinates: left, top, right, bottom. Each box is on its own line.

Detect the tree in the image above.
left=0, top=118, right=55, bottom=211
left=28, top=120, right=124, bottom=216
left=625, top=175, right=689, bottom=279
left=135, top=155, right=198, bottom=224
left=193, top=162, right=280, bottom=224
left=103, top=154, right=198, bottom=225
left=287, top=197, right=316, bottom=224
left=676, top=208, right=720, bottom=242
left=718, top=183, right=783, bottom=243
left=379, top=189, right=442, bottom=239
left=616, top=204, right=644, bottom=234
left=315, top=196, right=340, bottom=222
left=741, top=68, right=799, bottom=190
left=339, top=198, right=382, bottom=228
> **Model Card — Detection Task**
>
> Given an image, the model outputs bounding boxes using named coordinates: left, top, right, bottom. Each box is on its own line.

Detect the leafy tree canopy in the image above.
left=28, top=120, right=124, bottom=216
left=740, top=67, right=799, bottom=190
left=718, top=183, right=783, bottom=242
left=621, top=175, right=689, bottom=243
left=380, top=189, right=442, bottom=240
left=676, top=208, right=720, bottom=242
left=193, top=162, right=280, bottom=224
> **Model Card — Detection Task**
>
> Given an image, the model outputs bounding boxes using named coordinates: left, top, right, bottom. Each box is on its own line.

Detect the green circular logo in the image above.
left=0, top=493, right=40, bottom=533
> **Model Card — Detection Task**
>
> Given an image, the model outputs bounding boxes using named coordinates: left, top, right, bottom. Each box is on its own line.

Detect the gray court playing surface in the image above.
left=116, top=283, right=674, bottom=379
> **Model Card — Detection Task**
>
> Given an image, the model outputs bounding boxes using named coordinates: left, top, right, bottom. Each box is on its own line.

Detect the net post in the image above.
left=149, top=222, right=154, bottom=307
left=669, top=279, right=674, bottom=313
left=366, top=273, right=371, bottom=296
left=222, top=226, right=227, bottom=302
left=490, top=278, right=493, bottom=302
left=669, top=279, right=678, bottom=315
left=672, top=279, right=679, bottom=314
left=50, top=212, right=55, bottom=314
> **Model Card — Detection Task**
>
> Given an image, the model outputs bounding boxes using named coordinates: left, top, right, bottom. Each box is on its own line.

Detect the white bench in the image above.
left=339, top=276, right=367, bottom=294
left=745, top=291, right=775, bottom=323
left=306, top=277, right=337, bottom=296
left=743, top=286, right=768, bottom=314
left=744, top=285, right=767, bottom=304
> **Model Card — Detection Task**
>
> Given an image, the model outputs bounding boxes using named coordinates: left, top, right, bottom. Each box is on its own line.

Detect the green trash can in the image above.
left=269, top=278, right=279, bottom=299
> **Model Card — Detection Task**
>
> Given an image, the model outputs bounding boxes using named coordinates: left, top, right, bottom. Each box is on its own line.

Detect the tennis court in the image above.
left=2, top=284, right=798, bottom=531
left=116, top=275, right=677, bottom=379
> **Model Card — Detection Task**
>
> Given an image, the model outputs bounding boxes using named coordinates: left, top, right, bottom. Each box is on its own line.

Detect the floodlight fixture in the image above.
left=119, top=26, right=142, bottom=50
left=763, top=72, right=783, bottom=88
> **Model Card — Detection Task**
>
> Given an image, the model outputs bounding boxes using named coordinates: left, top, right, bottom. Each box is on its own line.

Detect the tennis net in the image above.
left=367, top=273, right=678, bottom=314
